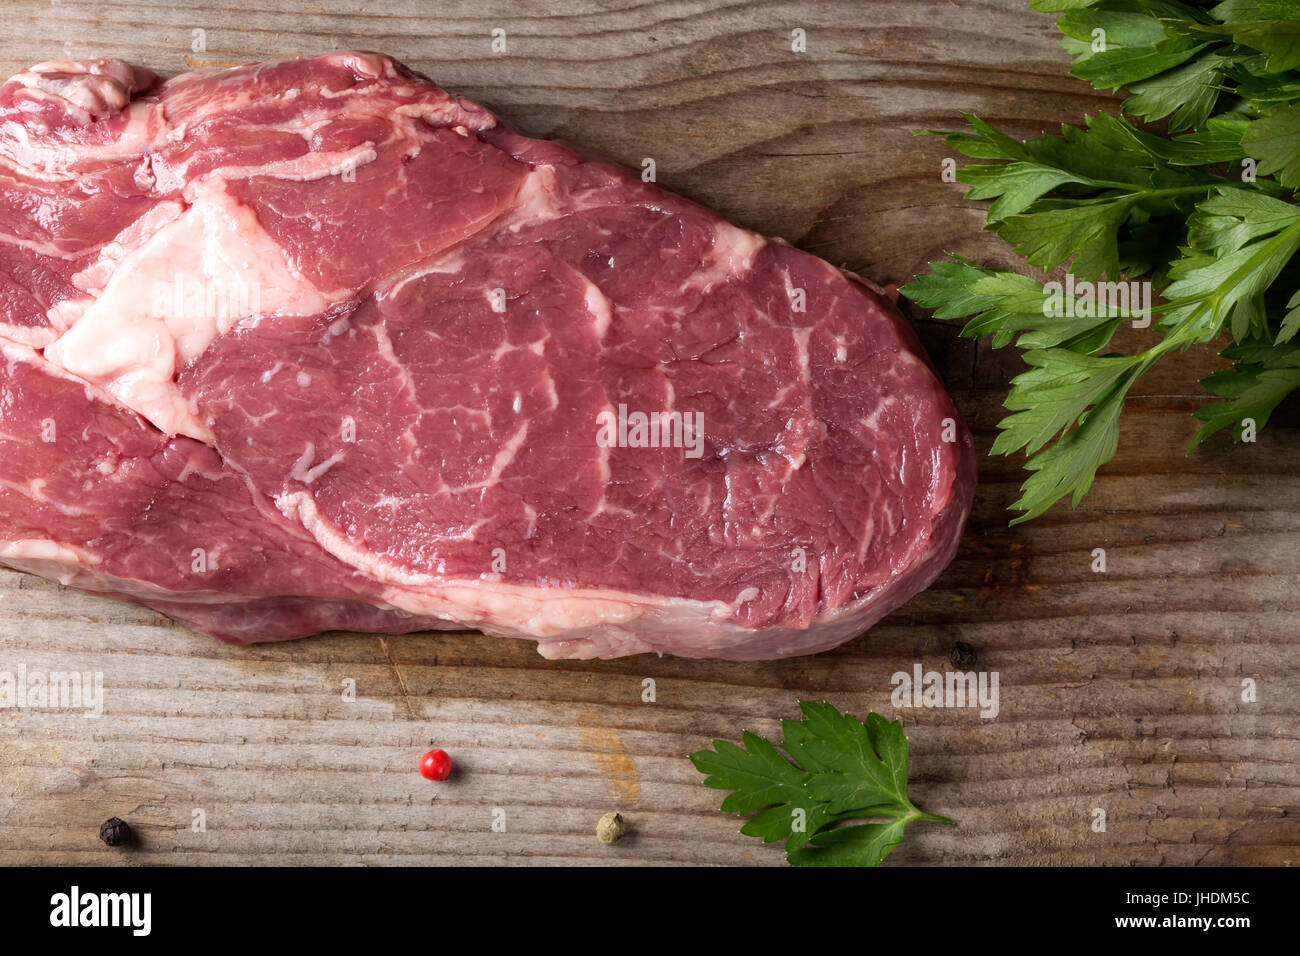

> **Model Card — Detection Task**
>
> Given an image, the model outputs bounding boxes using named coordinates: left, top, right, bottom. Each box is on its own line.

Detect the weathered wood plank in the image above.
left=0, top=0, right=1295, bottom=866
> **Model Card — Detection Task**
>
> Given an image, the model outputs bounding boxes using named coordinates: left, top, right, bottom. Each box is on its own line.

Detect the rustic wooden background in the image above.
left=0, top=0, right=1296, bottom=866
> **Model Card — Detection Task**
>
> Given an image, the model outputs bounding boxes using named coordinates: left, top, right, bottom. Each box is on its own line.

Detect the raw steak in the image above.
left=0, top=53, right=975, bottom=660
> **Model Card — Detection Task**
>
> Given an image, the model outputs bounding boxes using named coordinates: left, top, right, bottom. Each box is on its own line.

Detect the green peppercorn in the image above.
left=596, top=812, right=626, bottom=845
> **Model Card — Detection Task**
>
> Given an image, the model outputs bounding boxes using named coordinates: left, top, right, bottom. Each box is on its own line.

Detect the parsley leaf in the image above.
left=1006, top=371, right=1133, bottom=523
left=1125, top=53, right=1237, bottom=131
left=787, top=819, right=910, bottom=868
left=689, top=702, right=952, bottom=867
left=992, top=349, right=1143, bottom=458
left=1242, top=102, right=1300, bottom=188
left=1185, top=2, right=1300, bottom=73
left=1191, top=342, right=1300, bottom=446
left=900, top=257, right=1134, bottom=352
left=1161, top=188, right=1300, bottom=341
left=1058, top=9, right=1209, bottom=89
left=924, top=112, right=1224, bottom=282
left=998, top=200, right=1131, bottom=280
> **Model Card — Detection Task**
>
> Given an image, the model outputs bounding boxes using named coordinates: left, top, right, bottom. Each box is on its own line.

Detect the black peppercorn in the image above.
left=99, top=817, right=132, bottom=847
left=949, top=641, right=978, bottom=669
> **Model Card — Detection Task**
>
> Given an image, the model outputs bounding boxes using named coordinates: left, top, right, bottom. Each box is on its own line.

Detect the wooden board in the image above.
left=0, top=0, right=1296, bottom=866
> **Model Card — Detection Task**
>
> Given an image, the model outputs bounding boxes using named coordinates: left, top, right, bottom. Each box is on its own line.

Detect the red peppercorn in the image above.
left=419, top=748, right=452, bottom=780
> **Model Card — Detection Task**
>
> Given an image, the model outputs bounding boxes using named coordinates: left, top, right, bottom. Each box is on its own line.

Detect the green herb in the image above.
left=688, top=701, right=952, bottom=866
left=901, top=0, right=1300, bottom=523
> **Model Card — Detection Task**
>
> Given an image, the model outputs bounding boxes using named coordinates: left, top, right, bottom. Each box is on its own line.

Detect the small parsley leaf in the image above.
left=1008, top=375, right=1133, bottom=524
left=689, top=702, right=952, bottom=867
left=1190, top=342, right=1300, bottom=447
left=1242, top=102, right=1300, bottom=188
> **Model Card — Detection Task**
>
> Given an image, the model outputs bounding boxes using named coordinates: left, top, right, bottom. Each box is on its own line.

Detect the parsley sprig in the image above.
left=689, top=702, right=952, bottom=866
left=902, top=0, right=1300, bottom=523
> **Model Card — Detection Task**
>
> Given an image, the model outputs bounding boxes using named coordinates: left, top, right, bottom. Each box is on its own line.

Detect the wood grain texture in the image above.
left=0, top=0, right=1296, bottom=866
